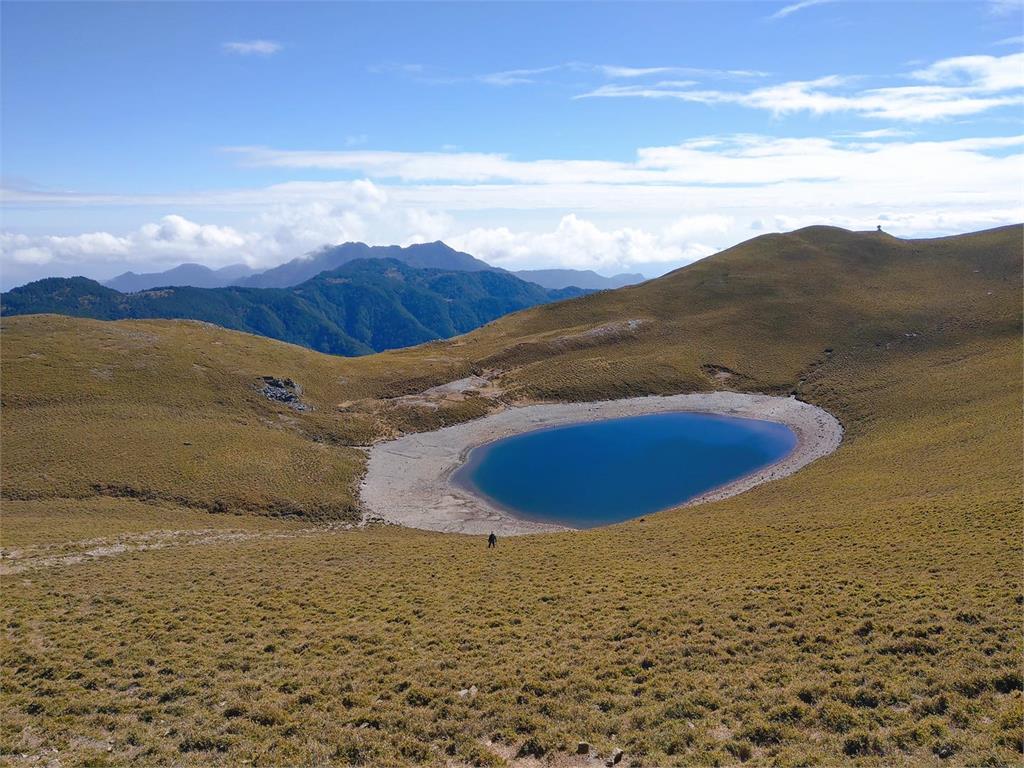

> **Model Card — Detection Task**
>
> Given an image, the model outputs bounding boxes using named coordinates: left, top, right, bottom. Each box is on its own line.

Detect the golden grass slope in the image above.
left=3, top=225, right=1019, bottom=520
left=0, top=316, right=476, bottom=521
left=1, top=225, right=1021, bottom=766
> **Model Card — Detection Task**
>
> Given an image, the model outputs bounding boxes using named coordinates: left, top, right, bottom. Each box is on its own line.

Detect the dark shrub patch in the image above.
left=726, top=741, right=753, bottom=762
left=994, top=672, right=1022, bottom=694
left=516, top=736, right=547, bottom=758
left=179, top=735, right=231, bottom=753
left=843, top=732, right=885, bottom=757
left=738, top=719, right=785, bottom=746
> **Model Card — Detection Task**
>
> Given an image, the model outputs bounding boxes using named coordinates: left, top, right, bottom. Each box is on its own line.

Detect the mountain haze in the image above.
left=91, top=244, right=647, bottom=294
left=237, top=241, right=496, bottom=289
left=512, top=268, right=645, bottom=290
left=105, top=262, right=257, bottom=292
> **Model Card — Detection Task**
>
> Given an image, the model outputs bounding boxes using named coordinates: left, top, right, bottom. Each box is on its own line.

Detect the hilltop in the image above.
left=1, top=225, right=1021, bottom=766
left=1, top=258, right=587, bottom=355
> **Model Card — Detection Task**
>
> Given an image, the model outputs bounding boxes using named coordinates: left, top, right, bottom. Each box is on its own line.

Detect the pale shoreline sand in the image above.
left=360, top=392, right=844, bottom=536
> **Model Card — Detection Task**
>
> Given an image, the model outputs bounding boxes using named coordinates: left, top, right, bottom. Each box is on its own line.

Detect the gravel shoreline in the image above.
left=360, top=392, right=843, bottom=536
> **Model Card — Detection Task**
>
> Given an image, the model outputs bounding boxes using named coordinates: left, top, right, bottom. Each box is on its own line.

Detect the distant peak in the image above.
left=408, top=240, right=455, bottom=250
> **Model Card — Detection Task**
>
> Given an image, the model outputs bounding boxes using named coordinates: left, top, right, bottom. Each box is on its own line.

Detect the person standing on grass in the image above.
left=488, top=532, right=497, bottom=548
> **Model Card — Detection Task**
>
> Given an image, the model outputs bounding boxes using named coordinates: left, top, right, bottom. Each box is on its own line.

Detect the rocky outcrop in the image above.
left=258, top=376, right=311, bottom=412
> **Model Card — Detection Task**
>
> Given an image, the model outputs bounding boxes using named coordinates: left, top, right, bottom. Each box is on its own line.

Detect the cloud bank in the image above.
left=3, top=126, right=1020, bottom=287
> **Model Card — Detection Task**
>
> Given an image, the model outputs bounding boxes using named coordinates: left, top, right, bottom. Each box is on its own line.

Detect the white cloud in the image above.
left=994, top=34, right=1024, bottom=46
left=988, top=0, right=1023, bottom=17
left=598, top=65, right=678, bottom=79
left=138, top=214, right=247, bottom=249
left=661, top=214, right=733, bottom=243
left=221, top=133, right=1024, bottom=191
left=0, top=216, right=256, bottom=271
left=837, top=128, right=915, bottom=139
left=374, top=60, right=769, bottom=89
left=595, top=65, right=767, bottom=80
left=0, top=182, right=395, bottom=283
left=912, top=53, right=1024, bottom=91
left=222, top=40, right=282, bottom=56
left=477, top=66, right=563, bottom=86
left=401, top=209, right=456, bottom=245
left=4, top=131, right=1022, bottom=285
left=253, top=203, right=370, bottom=253
left=768, top=0, right=837, bottom=20
left=367, top=63, right=425, bottom=75
left=576, top=52, right=1024, bottom=122
left=449, top=214, right=717, bottom=272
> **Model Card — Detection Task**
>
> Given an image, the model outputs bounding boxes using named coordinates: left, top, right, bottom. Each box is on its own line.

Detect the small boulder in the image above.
left=606, top=748, right=623, bottom=766
left=577, top=742, right=590, bottom=755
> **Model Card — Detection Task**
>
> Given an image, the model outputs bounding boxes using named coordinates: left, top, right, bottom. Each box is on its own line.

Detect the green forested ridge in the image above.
left=0, top=258, right=586, bottom=355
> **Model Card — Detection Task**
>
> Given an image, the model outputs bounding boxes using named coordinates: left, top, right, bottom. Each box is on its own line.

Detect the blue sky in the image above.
left=2, top=0, right=1022, bottom=287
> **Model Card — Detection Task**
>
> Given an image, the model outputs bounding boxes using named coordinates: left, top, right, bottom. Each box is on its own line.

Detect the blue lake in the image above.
left=453, top=412, right=797, bottom=528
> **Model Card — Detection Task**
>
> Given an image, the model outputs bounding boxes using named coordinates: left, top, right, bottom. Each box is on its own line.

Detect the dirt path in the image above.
left=0, top=523, right=360, bottom=575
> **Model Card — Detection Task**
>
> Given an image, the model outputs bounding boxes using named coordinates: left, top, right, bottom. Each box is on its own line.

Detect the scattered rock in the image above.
left=934, top=743, right=956, bottom=759
left=457, top=685, right=478, bottom=700
left=258, top=376, right=311, bottom=412
left=577, top=741, right=590, bottom=755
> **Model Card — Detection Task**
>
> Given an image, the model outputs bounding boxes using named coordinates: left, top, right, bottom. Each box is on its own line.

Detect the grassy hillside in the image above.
left=1, top=259, right=585, bottom=356
left=1, top=225, right=1021, bottom=766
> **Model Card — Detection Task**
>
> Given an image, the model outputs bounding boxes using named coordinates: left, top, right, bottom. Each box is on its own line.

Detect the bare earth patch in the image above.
left=361, top=392, right=843, bottom=535
left=0, top=523, right=359, bottom=574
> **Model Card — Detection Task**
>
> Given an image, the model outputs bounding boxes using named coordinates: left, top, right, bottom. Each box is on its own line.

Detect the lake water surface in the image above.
left=453, top=412, right=797, bottom=528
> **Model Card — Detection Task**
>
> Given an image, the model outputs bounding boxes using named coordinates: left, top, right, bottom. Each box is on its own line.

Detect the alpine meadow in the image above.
left=3, top=225, right=1022, bottom=765
left=2, top=2, right=1023, bottom=767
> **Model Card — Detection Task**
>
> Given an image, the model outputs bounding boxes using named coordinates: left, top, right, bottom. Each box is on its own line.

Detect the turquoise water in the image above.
left=453, top=412, right=797, bottom=528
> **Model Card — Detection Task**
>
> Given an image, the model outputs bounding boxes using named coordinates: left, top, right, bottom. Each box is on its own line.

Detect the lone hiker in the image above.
left=487, top=532, right=497, bottom=548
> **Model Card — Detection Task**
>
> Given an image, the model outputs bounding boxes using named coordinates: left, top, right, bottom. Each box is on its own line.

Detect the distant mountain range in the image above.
left=106, top=262, right=258, bottom=292
left=100, top=241, right=645, bottom=292
left=236, top=241, right=495, bottom=289
left=511, top=268, right=644, bottom=290
left=3, top=258, right=588, bottom=355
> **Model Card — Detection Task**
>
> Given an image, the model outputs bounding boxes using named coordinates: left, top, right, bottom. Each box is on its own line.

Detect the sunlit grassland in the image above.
left=1, top=226, right=1021, bottom=765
